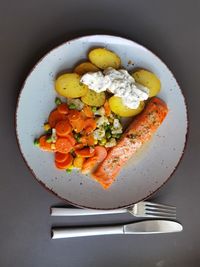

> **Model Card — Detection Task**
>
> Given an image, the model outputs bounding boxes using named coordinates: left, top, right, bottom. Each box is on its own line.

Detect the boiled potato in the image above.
left=81, top=89, right=105, bottom=107
left=55, top=73, right=88, bottom=98
left=74, top=62, right=99, bottom=75
left=109, top=96, right=144, bottom=117
left=88, top=48, right=121, bottom=69
left=132, top=69, right=161, bottom=97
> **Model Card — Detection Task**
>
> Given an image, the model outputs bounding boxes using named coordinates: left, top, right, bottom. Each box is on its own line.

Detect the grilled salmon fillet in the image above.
left=92, top=97, right=168, bottom=189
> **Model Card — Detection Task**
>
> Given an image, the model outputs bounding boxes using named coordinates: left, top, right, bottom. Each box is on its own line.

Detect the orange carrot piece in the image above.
left=84, top=118, right=97, bottom=129
left=55, top=152, right=68, bottom=163
left=66, top=134, right=76, bottom=146
left=67, top=110, right=81, bottom=121
left=67, top=110, right=85, bottom=133
left=57, top=103, right=69, bottom=114
left=55, top=120, right=72, bottom=137
left=93, top=146, right=108, bottom=162
left=55, top=137, right=72, bottom=154
left=55, top=154, right=73, bottom=169
left=80, top=136, right=87, bottom=145
left=48, top=109, right=66, bottom=128
left=84, top=118, right=97, bottom=134
left=86, top=134, right=95, bottom=146
left=104, top=100, right=111, bottom=116
left=39, top=135, right=53, bottom=152
left=84, top=127, right=94, bottom=134
left=83, top=105, right=93, bottom=118
left=70, top=119, right=85, bottom=133
left=81, top=146, right=107, bottom=174
left=74, top=143, right=85, bottom=150
left=78, top=134, right=95, bottom=146
left=75, top=147, right=95, bottom=158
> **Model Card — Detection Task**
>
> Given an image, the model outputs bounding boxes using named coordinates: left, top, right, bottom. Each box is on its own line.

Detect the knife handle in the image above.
left=52, top=225, right=124, bottom=239
left=51, top=207, right=127, bottom=216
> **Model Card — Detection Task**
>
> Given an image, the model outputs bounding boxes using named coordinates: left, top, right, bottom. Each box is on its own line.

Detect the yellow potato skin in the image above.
left=88, top=48, right=121, bottom=69
left=132, top=69, right=161, bottom=97
left=81, top=89, right=105, bottom=107
left=109, top=96, right=145, bottom=117
left=55, top=73, right=88, bottom=98
left=74, top=62, right=99, bottom=75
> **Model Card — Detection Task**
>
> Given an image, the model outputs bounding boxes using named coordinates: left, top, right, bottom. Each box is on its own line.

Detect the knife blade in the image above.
left=51, top=220, right=182, bottom=239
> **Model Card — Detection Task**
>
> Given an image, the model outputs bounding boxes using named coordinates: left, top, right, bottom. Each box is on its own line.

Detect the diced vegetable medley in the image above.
left=34, top=47, right=161, bottom=181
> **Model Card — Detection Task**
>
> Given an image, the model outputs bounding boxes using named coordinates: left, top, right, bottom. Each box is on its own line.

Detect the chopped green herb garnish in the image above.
left=74, top=133, right=81, bottom=142
left=34, top=139, right=39, bottom=147
left=55, top=97, right=62, bottom=105
left=99, top=138, right=107, bottom=146
left=66, top=169, right=72, bottom=173
left=92, top=106, right=97, bottom=112
left=69, top=103, right=77, bottom=109
left=104, top=124, right=111, bottom=131
left=46, top=136, right=52, bottom=143
left=105, top=131, right=111, bottom=139
left=128, top=133, right=137, bottom=139
left=113, top=133, right=122, bottom=139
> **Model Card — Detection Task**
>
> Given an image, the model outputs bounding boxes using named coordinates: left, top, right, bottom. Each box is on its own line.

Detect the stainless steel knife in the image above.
left=51, top=220, right=182, bottom=239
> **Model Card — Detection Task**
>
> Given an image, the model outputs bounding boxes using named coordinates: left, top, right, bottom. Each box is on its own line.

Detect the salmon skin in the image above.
left=92, top=97, right=168, bottom=189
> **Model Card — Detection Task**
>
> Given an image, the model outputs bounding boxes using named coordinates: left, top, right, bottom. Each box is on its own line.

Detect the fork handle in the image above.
left=52, top=225, right=124, bottom=239
left=51, top=207, right=127, bottom=216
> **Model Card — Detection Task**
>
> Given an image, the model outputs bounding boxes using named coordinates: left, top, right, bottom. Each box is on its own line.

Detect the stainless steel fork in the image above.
left=51, top=201, right=176, bottom=219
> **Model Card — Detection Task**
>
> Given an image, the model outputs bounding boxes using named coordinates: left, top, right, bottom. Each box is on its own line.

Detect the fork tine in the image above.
left=145, top=206, right=177, bottom=214
left=145, top=210, right=176, bottom=218
left=144, top=214, right=177, bottom=219
left=144, top=201, right=176, bottom=210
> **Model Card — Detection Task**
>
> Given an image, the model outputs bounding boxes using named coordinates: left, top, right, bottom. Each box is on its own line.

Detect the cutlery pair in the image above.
left=51, top=201, right=182, bottom=239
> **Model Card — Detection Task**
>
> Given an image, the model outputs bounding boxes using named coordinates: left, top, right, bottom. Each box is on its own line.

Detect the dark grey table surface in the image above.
left=1, top=0, right=199, bottom=266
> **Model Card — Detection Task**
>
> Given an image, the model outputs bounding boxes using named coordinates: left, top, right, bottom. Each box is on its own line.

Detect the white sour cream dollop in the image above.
left=80, top=67, right=149, bottom=109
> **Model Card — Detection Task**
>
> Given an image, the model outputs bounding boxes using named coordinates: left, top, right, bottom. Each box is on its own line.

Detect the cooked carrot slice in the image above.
left=67, top=110, right=85, bottom=133
left=80, top=136, right=87, bottom=145
left=48, top=109, right=66, bottom=128
left=55, top=137, right=72, bottom=153
left=74, top=143, right=85, bottom=150
left=70, top=119, right=85, bottom=133
left=75, top=147, right=95, bottom=158
left=84, top=118, right=97, bottom=129
left=80, top=110, right=87, bottom=119
left=39, top=135, right=53, bottom=152
left=93, top=146, right=107, bottom=162
left=57, top=103, right=69, bottom=114
left=80, top=134, right=95, bottom=145
left=86, top=134, right=95, bottom=146
left=104, top=100, right=111, bottom=116
left=55, top=152, right=68, bottom=163
left=66, top=134, right=76, bottom=146
left=84, top=118, right=96, bottom=134
left=85, top=127, right=93, bottom=134
left=55, top=120, right=72, bottom=136
left=81, top=146, right=107, bottom=173
left=73, top=157, right=85, bottom=169
left=55, top=154, right=73, bottom=169
left=67, top=110, right=81, bottom=121
left=83, top=105, right=93, bottom=118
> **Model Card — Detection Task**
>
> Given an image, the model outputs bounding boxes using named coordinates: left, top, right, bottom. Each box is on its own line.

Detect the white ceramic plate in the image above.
left=16, top=35, right=187, bottom=209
